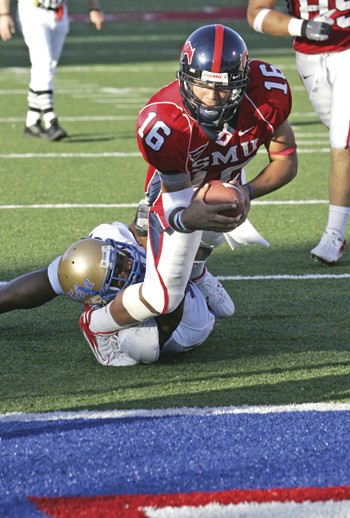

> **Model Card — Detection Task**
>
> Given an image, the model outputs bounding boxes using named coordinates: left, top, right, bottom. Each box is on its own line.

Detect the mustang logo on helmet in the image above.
left=181, top=40, right=195, bottom=66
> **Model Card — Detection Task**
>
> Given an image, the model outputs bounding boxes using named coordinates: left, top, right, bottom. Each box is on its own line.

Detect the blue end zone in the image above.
left=1, top=406, right=350, bottom=516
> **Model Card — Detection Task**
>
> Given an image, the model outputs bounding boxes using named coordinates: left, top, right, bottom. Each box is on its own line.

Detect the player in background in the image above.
left=78, top=24, right=297, bottom=346
left=247, top=0, right=350, bottom=265
left=0, top=220, right=215, bottom=367
left=0, top=0, right=104, bottom=141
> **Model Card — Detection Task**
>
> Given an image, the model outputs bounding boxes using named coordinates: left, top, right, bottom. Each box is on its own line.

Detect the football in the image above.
left=203, top=180, right=245, bottom=218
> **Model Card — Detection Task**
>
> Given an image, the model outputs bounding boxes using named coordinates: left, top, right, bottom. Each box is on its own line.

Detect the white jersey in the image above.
left=90, top=222, right=214, bottom=355
left=88, top=222, right=144, bottom=252
left=48, top=222, right=215, bottom=361
left=48, top=222, right=145, bottom=295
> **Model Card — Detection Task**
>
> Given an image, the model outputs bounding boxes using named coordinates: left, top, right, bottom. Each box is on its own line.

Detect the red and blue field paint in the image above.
left=1, top=403, right=350, bottom=517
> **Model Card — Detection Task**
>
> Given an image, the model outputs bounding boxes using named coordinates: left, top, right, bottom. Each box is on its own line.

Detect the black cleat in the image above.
left=46, top=118, right=68, bottom=141
left=23, top=120, right=47, bottom=139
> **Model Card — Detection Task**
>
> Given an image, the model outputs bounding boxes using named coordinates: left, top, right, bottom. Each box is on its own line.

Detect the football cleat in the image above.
left=192, top=267, right=235, bottom=317
left=78, top=309, right=138, bottom=366
left=23, top=120, right=47, bottom=139
left=46, top=118, right=68, bottom=141
left=310, top=229, right=346, bottom=265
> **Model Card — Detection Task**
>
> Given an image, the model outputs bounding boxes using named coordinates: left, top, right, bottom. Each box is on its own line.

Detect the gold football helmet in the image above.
left=57, top=238, right=145, bottom=305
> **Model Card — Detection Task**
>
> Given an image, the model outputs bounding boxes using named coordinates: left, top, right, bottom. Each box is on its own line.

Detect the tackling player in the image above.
left=79, top=24, right=297, bottom=346
left=247, top=0, right=350, bottom=264
left=0, top=221, right=215, bottom=367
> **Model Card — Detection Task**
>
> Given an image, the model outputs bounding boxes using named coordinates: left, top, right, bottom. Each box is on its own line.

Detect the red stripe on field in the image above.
left=70, top=8, right=246, bottom=24
left=30, top=485, right=350, bottom=517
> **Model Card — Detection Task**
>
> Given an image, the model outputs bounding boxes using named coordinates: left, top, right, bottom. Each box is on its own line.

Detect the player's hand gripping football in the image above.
left=181, top=181, right=249, bottom=233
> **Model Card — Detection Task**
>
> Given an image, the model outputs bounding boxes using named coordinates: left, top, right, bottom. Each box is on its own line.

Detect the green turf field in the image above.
left=1, top=2, right=349, bottom=414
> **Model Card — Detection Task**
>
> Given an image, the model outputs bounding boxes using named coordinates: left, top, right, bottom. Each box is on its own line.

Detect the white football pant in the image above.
left=296, top=48, right=350, bottom=149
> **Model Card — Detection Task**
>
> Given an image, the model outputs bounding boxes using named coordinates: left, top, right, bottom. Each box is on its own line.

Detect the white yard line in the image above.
left=0, top=200, right=328, bottom=209
left=0, top=113, right=322, bottom=122
left=1, top=401, right=350, bottom=421
left=0, top=148, right=329, bottom=159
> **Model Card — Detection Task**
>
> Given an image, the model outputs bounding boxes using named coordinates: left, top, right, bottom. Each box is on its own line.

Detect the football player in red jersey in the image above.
left=79, top=24, right=297, bottom=344
left=247, top=0, right=350, bottom=264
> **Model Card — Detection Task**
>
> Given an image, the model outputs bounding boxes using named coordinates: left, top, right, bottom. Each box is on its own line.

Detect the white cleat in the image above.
left=224, top=219, right=270, bottom=250
left=310, top=229, right=346, bottom=265
left=108, top=335, right=140, bottom=366
left=79, top=310, right=138, bottom=366
left=193, top=267, right=234, bottom=317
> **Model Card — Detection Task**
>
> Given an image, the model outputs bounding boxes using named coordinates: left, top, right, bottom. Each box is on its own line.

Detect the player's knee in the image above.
left=141, top=280, right=186, bottom=315
left=118, top=319, right=160, bottom=363
left=164, top=291, right=186, bottom=314
left=122, top=283, right=160, bottom=321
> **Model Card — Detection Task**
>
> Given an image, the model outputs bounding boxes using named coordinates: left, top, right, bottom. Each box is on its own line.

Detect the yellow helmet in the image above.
left=57, top=238, right=145, bottom=305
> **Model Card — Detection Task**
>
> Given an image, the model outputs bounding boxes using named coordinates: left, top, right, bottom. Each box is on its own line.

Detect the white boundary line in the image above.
left=0, top=111, right=327, bottom=120
left=217, top=274, right=350, bottom=280
left=1, top=274, right=348, bottom=286
left=0, top=203, right=138, bottom=209
left=0, top=152, right=141, bottom=158
left=0, top=149, right=330, bottom=159
left=1, top=274, right=349, bottom=285
left=0, top=200, right=328, bottom=209
left=1, top=402, right=350, bottom=422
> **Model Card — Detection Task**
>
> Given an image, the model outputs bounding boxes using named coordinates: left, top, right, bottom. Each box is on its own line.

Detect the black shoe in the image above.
left=46, top=118, right=68, bottom=141
left=23, top=120, right=47, bottom=138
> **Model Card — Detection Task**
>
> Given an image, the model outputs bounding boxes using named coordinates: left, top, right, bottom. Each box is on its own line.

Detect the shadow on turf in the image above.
left=62, top=134, right=117, bottom=143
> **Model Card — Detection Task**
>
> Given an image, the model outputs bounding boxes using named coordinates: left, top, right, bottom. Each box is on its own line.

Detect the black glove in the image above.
left=301, top=18, right=333, bottom=41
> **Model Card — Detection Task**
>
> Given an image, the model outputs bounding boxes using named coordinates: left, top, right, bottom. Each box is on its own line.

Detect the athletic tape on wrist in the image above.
left=253, top=8, right=271, bottom=33
left=122, top=283, right=158, bottom=322
left=162, top=187, right=194, bottom=223
left=245, top=183, right=254, bottom=200
left=171, top=208, right=193, bottom=233
left=288, top=17, right=303, bottom=36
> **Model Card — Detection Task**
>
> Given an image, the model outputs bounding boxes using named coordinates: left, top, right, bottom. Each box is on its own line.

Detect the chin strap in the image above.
left=224, top=219, right=270, bottom=250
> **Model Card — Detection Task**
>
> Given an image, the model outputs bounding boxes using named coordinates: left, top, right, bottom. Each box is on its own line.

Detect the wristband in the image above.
left=245, top=183, right=254, bottom=200
left=288, top=17, right=303, bottom=37
left=89, top=8, right=101, bottom=12
left=162, top=186, right=194, bottom=222
left=170, top=208, right=193, bottom=233
left=0, top=13, right=11, bottom=16
left=253, top=8, right=271, bottom=33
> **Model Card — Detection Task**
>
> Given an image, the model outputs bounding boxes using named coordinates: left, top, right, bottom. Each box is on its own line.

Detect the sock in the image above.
left=26, top=110, right=41, bottom=127
left=26, top=88, right=42, bottom=127
left=326, top=205, right=350, bottom=238
left=43, top=111, right=57, bottom=128
left=190, top=262, right=206, bottom=282
left=89, top=303, right=121, bottom=334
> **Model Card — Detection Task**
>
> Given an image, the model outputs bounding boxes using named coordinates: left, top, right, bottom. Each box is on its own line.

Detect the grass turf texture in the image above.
left=1, top=2, right=349, bottom=414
